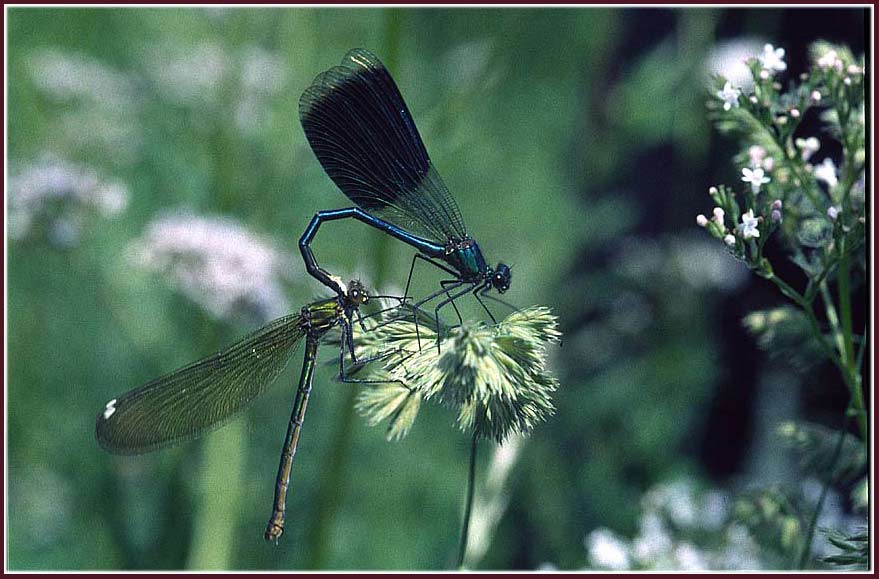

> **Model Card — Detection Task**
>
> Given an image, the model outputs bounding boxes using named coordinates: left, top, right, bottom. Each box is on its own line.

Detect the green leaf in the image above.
left=819, top=527, right=868, bottom=569
left=742, top=306, right=826, bottom=370
left=776, top=421, right=866, bottom=483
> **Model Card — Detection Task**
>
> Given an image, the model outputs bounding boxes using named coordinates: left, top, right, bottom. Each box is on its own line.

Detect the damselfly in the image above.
left=96, top=281, right=395, bottom=543
left=297, top=49, right=512, bottom=338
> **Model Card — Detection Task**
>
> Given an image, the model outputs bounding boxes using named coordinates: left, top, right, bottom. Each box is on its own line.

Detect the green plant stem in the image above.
left=836, top=241, right=855, bottom=368
left=768, top=274, right=867, bottom=441
left=796, top=405, right=851, bottom=569
left=457, top=432, right=479, bottom=570
left=818, top=281, right=846, bottom=359
left=305, top=385, right=358, bottom=569
left=187, top=421, right=245, bottom=569
left=855, top=324, right=867, bottom=372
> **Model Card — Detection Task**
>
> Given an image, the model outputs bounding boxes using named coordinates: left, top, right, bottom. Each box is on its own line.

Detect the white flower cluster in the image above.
left=28, top=48, right=136, bottom=111
left=586, top=478, right=762, bottom=570
left=758, top=43, right=787, bottom=76
left=8, top=154, right=129, bottom=246
left=714, top=43, right=787, bottom=110
left=127, top=213, right=295, bottom=322
left=144, top=42, right=289, bottom=134
left=27, top=49, right=143, bottom=164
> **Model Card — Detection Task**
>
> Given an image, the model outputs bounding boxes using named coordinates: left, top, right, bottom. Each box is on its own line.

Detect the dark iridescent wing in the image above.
left=96, top=315, right=305, bottom=454
left=300, top=48, right=467, bottom=244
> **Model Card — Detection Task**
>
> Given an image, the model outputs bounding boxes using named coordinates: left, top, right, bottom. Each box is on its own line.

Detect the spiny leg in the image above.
left=403, top=253, right=461, bottom=301
left=441, top=280, right=465, bottom=325
left=337, top=319, right=416, bottom=385
left=411, top=279, right=468, bottom=351
left=479, top=290, right=520, bottom=313
left=355, top=295, right=408, bottom=333
left=432, top=283, right=477, bottom=353
left=473, top=282, right=497, bottom=324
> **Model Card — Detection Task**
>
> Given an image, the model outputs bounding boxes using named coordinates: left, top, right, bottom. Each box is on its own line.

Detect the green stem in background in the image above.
left=303, top=11, right=405, bottom=567
left=186, top=320, right=245, bottom=568
left=305, top=385, right=358, bottom=569
left=457, top=433, right=479, bottom=570
left=818, top=281, right=845, bottom=359
left=796, top=404, right=852, bottom=570
left=767, top=274, right=867, bottom=441
left=836, top=240, right=855, bottom=369
left=187, top=421, right=246, bottom=570
left=855, top=324, right=867, bottom=373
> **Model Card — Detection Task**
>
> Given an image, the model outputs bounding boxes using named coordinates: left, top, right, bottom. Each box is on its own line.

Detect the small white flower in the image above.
left=758, top=43, right=787, bottom=73
left=705, top=39, right=763, bottom=91
left=827, top=206, right=840, bottom=220
left=713, top=207, right=725, bottom=226
left=747, top=145, right=766, bottom=167
left=586, top=528, right=632, bottom=570
left=790, top=108, right=800, bottom=118
left=847, top=64, right=863, bottom=75
left=817, top=49, right=842, bottom=71
left=716, top=81, right=740, bottom=111
left=633, top=512, right=673, bottom=563
left=674, top=543, right=708, bottom=571
left=741, top=167, right=770, bottom=193
left=740, top=210, right=760, bottom=239
left=814, top=157, right=839, bottom=188
left=696, top=214, right=709, bottom=227
left=724, top=234, right=736, bottom=246
left=708, top=186, right=719, bottom=196
left=811, top=90, right=822, bottom=102
left=795, top=137, right=821, bottom=161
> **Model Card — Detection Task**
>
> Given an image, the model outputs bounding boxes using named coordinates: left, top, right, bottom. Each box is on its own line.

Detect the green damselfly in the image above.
left=96, top=281, right=401, bottom=542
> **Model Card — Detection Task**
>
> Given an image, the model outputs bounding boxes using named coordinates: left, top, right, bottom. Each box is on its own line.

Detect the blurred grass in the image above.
left=6, top=5, right=865, bottom=571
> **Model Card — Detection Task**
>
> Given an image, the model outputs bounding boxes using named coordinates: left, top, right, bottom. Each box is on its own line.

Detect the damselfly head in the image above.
left=492, top=263, right=512, bottom=293
left=346, top=279, right=369, bottom=306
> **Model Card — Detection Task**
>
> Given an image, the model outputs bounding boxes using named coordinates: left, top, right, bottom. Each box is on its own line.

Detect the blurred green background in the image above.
left=5, top=6, right=867, bottom=570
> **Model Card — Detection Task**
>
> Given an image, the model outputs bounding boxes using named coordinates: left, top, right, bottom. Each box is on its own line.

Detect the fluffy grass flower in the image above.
left=354, top=306, right=561, bottom=443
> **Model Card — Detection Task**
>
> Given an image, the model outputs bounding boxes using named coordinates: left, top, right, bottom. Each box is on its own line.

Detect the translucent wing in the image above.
left=96, top=315, right=305, bottom=454
left=300, top=48, right=467, bottom=244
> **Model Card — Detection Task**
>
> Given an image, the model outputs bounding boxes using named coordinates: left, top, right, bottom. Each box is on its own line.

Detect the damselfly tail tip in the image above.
left=264, top=522, right=284, bottom=544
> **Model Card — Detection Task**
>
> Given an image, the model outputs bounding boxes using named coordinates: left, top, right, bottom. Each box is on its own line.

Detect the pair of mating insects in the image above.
left=96, top=49, right=513, bottom=543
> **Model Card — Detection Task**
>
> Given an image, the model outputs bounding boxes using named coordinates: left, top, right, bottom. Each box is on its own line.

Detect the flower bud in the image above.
left=771, top=209, right=782, bottom=223
left=724, top=234, right=736, bottom=246
left=771, top=199, right=783, bottom=210
left=696, top=214, right=709, bottom=227
left=827, top=206, right=840, bottom=220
